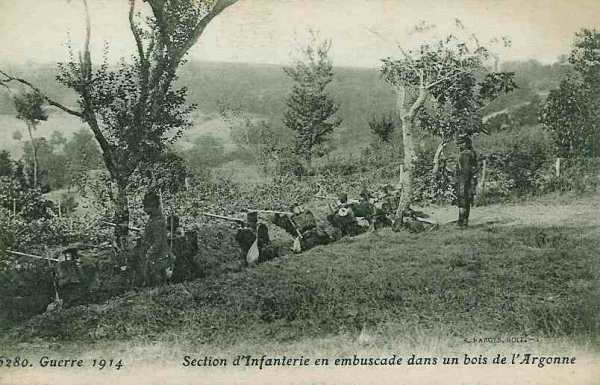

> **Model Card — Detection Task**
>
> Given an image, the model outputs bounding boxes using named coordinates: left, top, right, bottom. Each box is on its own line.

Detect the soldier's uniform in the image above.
left=235, top=211, right=277, bottom=264
left=235, top=211, right=258, bottom=263
left=372, top=194, right=393, bottom=229
left=455, top=135, right=479, bottom=227
left=55, top=253, right=82, bottom=307
left=54, top=244, right=99, bottom=307
left=328, top=193, right=365, bottom=237
left=168, top=215, right=201, bottom=281
left=353, top=189, right=373, bottom=219
left=272, top=205, right=331, bottom=252
left=136, top=191, right=175, bottom=285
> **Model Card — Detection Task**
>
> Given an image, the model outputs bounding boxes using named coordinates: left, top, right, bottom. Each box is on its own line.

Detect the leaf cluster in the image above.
left=541, top=28, right=600, bottom=158
left=381, top=35, right=516, bottom=141
left=13, top=92, right=48, bottom=126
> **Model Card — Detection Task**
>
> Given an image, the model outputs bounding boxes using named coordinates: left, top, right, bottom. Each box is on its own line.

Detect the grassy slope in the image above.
left=4, top=194, right=599, bottom=345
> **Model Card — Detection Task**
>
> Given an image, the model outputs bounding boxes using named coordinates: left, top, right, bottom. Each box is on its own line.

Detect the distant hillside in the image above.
left=0, top=60, right=568, bottom=157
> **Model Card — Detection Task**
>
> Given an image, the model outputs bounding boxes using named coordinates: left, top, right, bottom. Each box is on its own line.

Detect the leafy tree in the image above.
left=219, top=99, right=283, bottom=174
left=541, top=29, right=600, bottom=158
left=0, top=151, right=12, bottom=178
left=12, top=92, right=48, bottom=188
left=1, top=0, right=239, bottom=247
left=381, top=31, right=515, bottom=222
left=0, top=177, right=55, bottom=221
left=22, top=138, right=54, bottom=192
left=230, top=119, right=280, bottom=173
left=49, top=131, right=67, bottom=148
left=283, top=36, right=342, bottom=167
left=511, top=94, right=542, bottom=128
left=368, top=113, right=395, bottom=143
left=63, top=128, right=104, bottom=184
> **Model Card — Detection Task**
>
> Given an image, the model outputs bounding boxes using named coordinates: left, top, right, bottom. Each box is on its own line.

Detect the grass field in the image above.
left=1, top=193, right=599, bottom=385
left=3, top=193, right=599, bottom=347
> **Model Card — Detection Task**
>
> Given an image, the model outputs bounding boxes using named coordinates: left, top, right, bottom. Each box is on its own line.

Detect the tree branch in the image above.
left=398, top=46, right=420, bottom=77
left=80, top=0, right=93, bottom=79
left=408, top=70, right=428, bottom=118
left=176, top=0, right=239, bottom=63
left=426, top=68, right=466, bottom=89
left=129, top=0, right=146, bottom=62
left=0, top=71, right=83, bottom=118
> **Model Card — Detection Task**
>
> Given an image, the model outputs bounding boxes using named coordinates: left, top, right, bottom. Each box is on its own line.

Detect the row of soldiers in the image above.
left=215, top=133, right=479, bottom=264
left=205, top=183, right=408, bottom=266
left=38, top=134, right=479, bottom=310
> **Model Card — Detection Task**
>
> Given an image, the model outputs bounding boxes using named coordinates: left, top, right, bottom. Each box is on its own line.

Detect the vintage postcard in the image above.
left=0, top=0, right=599, bottom=384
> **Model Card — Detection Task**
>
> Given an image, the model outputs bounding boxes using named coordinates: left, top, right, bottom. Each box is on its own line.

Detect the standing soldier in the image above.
left=136, top=191, right=175, bottom=285
left=455, top=135, right=479, bottom=227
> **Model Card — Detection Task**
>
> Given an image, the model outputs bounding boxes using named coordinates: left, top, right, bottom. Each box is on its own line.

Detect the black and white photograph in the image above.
left=0, top=1, right=599, bottom=384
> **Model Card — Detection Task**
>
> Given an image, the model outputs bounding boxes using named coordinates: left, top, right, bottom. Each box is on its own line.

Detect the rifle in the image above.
left=100, top=220, right=142, bottom=232
left=315, top=194, right=337, bottom=200
left=251, top=209, right=294, bottom=216
left=416, top=217, right=437, bottom=225
left=199, top=212, right=245, bottom=224
left=6, top=249, right=60, bottom=262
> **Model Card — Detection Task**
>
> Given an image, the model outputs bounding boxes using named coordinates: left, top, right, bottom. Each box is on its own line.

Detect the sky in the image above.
left=1, top=0, right=599, bottom=68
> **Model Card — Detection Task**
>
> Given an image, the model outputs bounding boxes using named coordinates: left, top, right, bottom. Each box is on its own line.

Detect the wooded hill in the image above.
left=0, top=59, right=570, bottom=152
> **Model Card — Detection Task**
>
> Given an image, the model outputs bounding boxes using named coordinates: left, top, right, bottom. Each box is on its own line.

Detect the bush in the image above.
left=274, top=148, right=305, bottom=177
left=477, top=128, right=553, bottom=202
left=368, top=113, right=396, bottom=143
left=0, top=177, right=56, bottom=220
left=536, top=158, right=600, bottom=194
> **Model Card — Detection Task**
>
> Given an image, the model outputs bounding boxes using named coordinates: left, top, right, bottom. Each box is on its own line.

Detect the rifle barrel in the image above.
left=253, top=209, right=294, bottom=215
left=315, top=194, right=337, bottom=200
left=6, top=249, right=60, bottom=262
left=199, top=212, right=244, bottom=222
left=416, top=217, right=437, bottom=225
left=100, top=220, right=142, bottom=232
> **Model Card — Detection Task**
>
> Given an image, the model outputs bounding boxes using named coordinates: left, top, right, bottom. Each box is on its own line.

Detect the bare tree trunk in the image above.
left=113, top=181, right=130, bottom=249
left=432, top=141, right=448, bottom=175
left=394, top=81, right=427, bottom=225
left=396, top=115, right=415, bottom=217
left=26, top=123, right=38, bottom=188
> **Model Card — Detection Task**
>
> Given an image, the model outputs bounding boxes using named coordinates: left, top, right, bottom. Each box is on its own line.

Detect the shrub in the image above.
left=368, top=113, right=396, bottom=143
left=477, top=128, right=553, bottom=201
left=0, top=177, right=56, bottom=220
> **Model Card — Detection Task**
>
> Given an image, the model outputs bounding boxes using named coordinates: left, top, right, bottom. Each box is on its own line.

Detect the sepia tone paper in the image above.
left=1, top=1, right=599, bottom=384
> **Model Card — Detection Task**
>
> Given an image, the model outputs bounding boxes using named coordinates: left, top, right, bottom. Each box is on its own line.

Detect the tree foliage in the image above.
left=380, top=29, right=516, bottom=221
left=1, top=0, right=239, bottom=244
left=283, top=36, right=342, bottom=164
left=13, top=92, right=48, bottom=124
left=541, top=28, right=600, bottom=158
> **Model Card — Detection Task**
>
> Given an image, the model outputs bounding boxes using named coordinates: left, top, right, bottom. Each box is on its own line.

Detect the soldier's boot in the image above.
left=464, top=205, right=471, bottom=227
left=457, top=208, right=466, bottom=227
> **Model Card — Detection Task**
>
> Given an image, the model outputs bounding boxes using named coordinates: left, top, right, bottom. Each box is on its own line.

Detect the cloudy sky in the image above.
left=1, top=0, right=599, bottom=68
